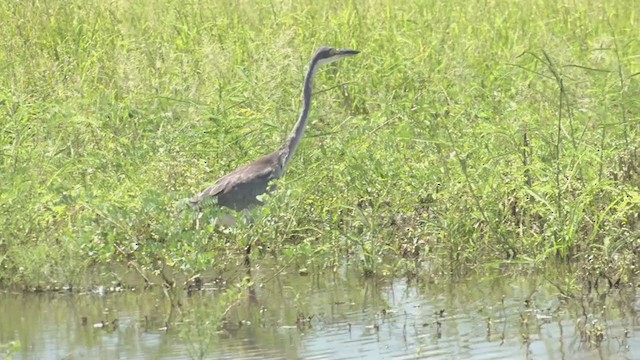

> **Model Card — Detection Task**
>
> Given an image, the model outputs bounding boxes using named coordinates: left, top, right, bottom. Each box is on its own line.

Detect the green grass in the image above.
left=1, top=0, right=639, bottom=289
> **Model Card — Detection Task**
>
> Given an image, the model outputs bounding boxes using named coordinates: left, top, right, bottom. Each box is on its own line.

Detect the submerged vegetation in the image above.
left=1, top=0, right=639, bottom=294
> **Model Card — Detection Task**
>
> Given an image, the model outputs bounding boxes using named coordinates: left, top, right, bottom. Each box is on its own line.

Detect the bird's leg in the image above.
left=214, top=212, right=238, bottom=228
left=242, top=208, right=257, bottom=269
left=241, top=208, right=257, bottom=225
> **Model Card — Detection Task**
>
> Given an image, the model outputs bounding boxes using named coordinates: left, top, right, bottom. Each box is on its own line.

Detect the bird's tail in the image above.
left=179, top=193, right=217, bottom=212
left=175, top=198, right=195, bottom=216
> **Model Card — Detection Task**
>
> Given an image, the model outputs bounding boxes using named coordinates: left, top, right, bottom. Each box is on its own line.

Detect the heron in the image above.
left=188, top=46, right=360, bottom=215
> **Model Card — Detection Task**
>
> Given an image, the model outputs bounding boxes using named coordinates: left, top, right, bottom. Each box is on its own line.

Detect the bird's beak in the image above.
left=338, top=49, right=360, bottom=56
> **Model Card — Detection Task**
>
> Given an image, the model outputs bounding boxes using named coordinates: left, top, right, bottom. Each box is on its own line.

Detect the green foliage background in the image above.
left=1, top=0, right=639, bottom=288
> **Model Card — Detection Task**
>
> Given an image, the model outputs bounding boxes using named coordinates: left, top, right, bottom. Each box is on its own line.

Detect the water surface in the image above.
left=1, top=264, right=638, bottom=359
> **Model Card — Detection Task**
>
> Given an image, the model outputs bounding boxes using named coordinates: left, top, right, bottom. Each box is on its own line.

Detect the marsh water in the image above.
left=1, top=263, right=639, bottom=360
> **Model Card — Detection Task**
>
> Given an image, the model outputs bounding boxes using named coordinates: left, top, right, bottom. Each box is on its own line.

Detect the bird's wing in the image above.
left=189, top=152, right=279, bottom=206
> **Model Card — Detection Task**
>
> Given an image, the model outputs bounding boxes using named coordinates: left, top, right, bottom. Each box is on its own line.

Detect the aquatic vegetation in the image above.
left=0, top=0, right=638, bottom=299
left=0, top=340, right=20, bottom=360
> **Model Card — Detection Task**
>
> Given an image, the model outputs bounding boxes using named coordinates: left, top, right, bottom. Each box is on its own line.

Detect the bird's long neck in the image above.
left=280, top=57, right=320, bottom=170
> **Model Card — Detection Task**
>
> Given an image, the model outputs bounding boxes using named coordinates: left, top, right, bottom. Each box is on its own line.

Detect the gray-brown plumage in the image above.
left=189, top=46, right=360, bottom=211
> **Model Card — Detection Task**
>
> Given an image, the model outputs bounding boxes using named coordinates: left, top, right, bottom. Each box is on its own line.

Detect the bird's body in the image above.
left=189, top=46, right=359, bottom=212
left=192, top=151, right=282, bottom=211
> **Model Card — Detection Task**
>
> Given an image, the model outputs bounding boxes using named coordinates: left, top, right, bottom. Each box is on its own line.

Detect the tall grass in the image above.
left=1, top=0, right=639, bottom=288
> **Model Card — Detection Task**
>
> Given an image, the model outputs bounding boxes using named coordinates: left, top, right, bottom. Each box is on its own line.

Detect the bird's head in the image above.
left=313, top=46, right=360, bottom=67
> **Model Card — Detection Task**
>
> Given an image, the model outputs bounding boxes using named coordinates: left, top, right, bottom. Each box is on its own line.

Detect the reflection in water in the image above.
left=0, top=264, right=638, bottom=359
